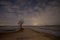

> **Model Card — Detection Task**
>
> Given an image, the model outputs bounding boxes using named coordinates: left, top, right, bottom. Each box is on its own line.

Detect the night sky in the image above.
left=0, top=0, right=60, bottom=26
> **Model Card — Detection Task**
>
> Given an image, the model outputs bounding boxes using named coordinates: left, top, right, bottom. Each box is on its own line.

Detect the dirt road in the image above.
left=0, top=28, right=56, bottom=40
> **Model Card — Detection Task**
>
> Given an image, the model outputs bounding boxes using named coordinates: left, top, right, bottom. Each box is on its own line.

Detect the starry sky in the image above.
left=0, top=0, right=60, bottom=26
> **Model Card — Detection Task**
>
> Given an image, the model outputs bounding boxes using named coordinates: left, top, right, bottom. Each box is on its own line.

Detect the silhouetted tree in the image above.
left=18, top=19, right=24, bottom=31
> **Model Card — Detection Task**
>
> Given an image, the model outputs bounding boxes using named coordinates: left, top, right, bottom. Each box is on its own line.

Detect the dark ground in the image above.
left=0, top=28, right=59, bottom=40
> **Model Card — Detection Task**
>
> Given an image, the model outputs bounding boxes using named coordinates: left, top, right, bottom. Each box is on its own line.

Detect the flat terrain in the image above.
left=0, top=28, right=56, bottom=40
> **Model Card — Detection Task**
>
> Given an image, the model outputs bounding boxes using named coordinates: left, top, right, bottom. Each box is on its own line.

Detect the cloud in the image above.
left=0, top=0, right=60, bottom=25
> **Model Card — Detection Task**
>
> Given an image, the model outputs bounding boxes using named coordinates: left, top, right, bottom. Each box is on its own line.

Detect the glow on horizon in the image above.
left=32, top=22, right=38, bottom=26
left=31, top=17, right=39, bottom=26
